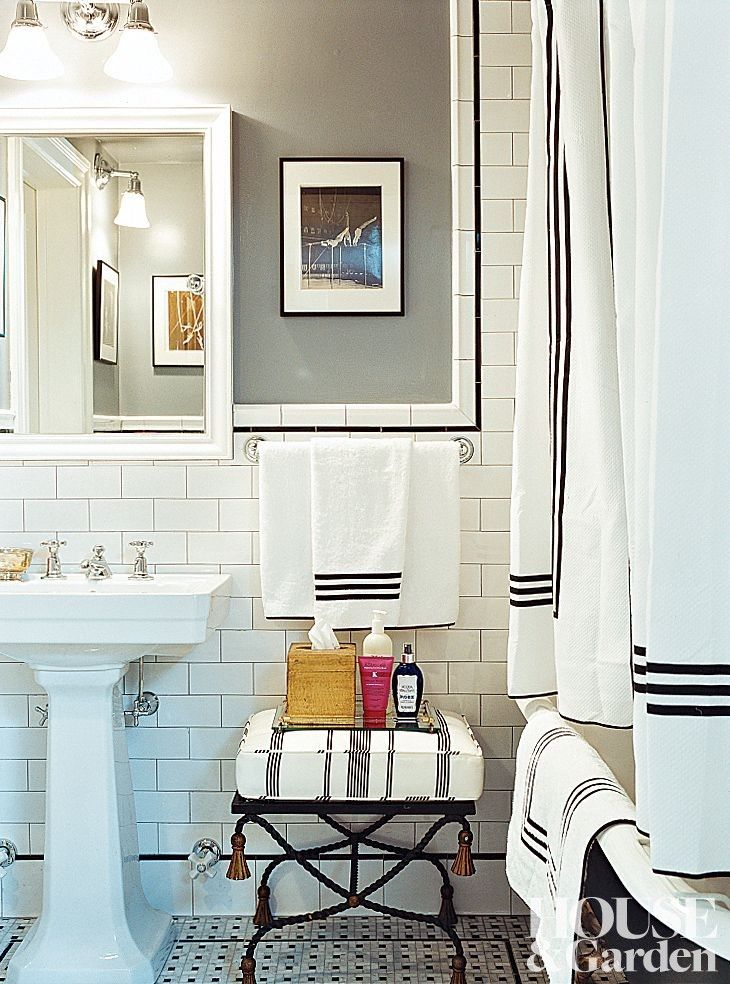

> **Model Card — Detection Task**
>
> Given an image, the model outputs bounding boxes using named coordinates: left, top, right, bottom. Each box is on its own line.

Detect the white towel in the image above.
left=310, top=438, right=412, bottom=628
left=259, top=440, right=461, bottom=628
left=507, top=708, right=635, bottom=984
left=399, top=440, right=461, bottom=627
left=259, top=442, right=314, bottom=619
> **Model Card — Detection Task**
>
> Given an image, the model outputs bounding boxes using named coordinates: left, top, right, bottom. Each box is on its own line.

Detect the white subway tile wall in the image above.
left=0, top=0, right=529, bottom=918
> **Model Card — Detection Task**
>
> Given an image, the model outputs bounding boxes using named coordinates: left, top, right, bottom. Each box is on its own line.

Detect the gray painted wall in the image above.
left=118, top=161, right=205, bottom=417
left=232, top=0, right=453, bottom=405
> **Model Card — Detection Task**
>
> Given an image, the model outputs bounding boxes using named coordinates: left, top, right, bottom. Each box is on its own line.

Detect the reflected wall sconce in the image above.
left=0, top=1, right=172, bottom=83
left=94, top=152, right=151, bottom=229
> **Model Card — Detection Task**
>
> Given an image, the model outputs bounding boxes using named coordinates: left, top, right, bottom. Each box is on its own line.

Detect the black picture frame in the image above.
left=94, top=260, right=120, bottom=365
left=280, top=157, right=405, bottom=318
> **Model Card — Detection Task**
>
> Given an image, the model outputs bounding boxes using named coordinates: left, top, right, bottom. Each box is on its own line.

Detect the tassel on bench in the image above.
left=241, top=956, right=257, bottom=984
left=450, top=954, right=468, bottom=984
left=253, top=884, right=273, bottom=927
left=451, top=829, right=475, bottom=877
left=226, top=832, right=251, bottom=881
left=439, top=883, right=457, bottom=926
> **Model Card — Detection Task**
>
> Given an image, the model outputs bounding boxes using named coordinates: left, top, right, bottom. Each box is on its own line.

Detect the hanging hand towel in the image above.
left=259, top=442, right=314, bottom=619
left=399, top=440, right=461, bottom=627
left=507, top=708, right=635, bottom=984
left=310, top=438, right=412, bottom=628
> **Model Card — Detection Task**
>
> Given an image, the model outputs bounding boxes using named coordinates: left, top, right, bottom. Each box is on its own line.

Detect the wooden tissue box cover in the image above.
left=286, top=643, right=357, bottom=723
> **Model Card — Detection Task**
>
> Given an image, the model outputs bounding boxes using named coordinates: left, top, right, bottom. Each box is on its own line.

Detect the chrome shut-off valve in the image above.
left=0, top=840, right=17, bottom=880
left=188, top=839, right=222, bottom=880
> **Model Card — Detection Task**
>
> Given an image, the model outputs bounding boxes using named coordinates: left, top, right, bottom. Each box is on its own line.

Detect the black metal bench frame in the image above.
left=227, top=793, right=477, bottom=984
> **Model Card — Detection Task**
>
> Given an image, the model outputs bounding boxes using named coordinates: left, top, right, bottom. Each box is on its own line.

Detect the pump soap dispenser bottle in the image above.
left=358, top=611, right=394, bottom=718
left=392, top=644, right=424, bottom=720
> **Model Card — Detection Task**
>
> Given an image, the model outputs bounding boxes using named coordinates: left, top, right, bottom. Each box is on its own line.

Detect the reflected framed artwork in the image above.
left=95, top=260, right=119, bottom=365
left=152, top=275, right=205, bottom=367
left=0, top=196, right=5, bottom=338
left=281, top=157, right=404, bottom=317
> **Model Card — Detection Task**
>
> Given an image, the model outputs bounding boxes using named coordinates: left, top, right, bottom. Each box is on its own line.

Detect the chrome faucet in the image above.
left=81, top=545, right=113, bottom=580
left=129, top=540, right=154, bottom=580
left=41, top=540, right=67, bottom=580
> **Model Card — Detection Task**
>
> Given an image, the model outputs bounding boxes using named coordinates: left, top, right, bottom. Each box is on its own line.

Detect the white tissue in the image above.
left=308, top=620, right=340, bottom=651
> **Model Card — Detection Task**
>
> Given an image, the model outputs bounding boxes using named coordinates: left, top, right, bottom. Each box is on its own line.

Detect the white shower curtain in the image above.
left=510, top=0, right=730, bottom=877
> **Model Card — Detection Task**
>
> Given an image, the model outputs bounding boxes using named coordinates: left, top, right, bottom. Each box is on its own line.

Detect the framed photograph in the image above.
left=152, top=275, right=205, bottom=367
left=280, top=157, right=404, bottom=317
left=95, top=260, right=119, bottom=365
left=0, top=196, right=6, bottom=338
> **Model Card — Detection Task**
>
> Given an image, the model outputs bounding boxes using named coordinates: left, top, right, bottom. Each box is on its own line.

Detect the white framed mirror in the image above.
left=233, top=0, right=479, bottom=433
left=0, top=104, right=232, bottom=460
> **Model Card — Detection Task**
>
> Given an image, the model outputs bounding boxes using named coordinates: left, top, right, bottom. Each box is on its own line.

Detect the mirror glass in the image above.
left=2, top=132, right=205, bottom=435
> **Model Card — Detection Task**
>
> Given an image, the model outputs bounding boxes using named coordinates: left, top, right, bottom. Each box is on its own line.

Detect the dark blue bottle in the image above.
left=392, top=644, right=424, bottom=719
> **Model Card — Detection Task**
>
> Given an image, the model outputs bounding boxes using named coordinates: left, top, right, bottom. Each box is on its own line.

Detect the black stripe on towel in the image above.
left=647, top=683, right=730, bottom=697
left=315, top=572, right=402, bottom=581
left=646, top=662, right=730, bottom=676
left=509, top=573, right=553, bottom=607
left=315, top=572, right=402, bottom=602
left=510, top=598, right=554, bottom=609
left=634, top=645, right=647, bottom=658
left=316, top=592, right=401, bottom=601
left=510, top=586, right=554, bottom=596
left=647, top=704, right=730, bottom=717
left=521, top=727, right=575, bottom=865
left=317, top=581, right=401, bottom=591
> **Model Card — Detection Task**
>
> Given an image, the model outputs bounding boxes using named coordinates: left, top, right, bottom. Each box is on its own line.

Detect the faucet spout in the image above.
left=81, top=545, right=113, bottom=580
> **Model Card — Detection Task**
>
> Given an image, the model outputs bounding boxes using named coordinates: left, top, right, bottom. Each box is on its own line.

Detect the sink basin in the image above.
left=0, top=572, right=231, bottom=657
left=0, top=573, right=231, bottom=984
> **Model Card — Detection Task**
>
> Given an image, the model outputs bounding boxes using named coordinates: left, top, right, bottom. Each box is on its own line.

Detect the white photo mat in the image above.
left=281, top=158, right=404, bottom=316
left=152, top=275, right=205, bottom=367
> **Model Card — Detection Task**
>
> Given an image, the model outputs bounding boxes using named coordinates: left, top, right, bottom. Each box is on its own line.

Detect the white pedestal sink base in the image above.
left=6, top=665, right=174, bottom=984
left=0, top=574, right=231, bottom=984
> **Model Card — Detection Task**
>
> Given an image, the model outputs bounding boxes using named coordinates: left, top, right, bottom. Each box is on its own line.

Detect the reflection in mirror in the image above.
left=3, top=132, right=205, bottom=435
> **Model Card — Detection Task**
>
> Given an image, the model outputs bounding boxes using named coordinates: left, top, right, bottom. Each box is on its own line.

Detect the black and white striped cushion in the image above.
left=236, top=708, right=485, bottom=802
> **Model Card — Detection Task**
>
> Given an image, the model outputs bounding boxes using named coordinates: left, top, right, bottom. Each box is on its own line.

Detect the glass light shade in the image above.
left=104, top=27, right=172, bottom=84
left=0, top=22, right=63, bottom=81
left=115, top=190, right=150, bottom=229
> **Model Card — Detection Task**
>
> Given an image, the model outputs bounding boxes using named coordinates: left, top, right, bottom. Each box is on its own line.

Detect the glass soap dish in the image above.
left=274, top=698, right=440, bottom=733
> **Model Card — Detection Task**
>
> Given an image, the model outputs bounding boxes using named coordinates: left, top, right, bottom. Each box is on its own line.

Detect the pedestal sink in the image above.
left=0, top=573, right=231, bottom=984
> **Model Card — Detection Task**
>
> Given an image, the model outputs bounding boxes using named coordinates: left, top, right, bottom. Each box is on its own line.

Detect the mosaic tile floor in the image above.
left=0, top=915, right=627, bottom=983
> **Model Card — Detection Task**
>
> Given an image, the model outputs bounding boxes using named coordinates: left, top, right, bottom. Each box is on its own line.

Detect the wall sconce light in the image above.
left=94, top=153, right=151, bottom=229
left=104, top=1, right=172, bottom=84
left=0, top=1, right=172, bottom=83
left=0, top=1, right=64, bottom=80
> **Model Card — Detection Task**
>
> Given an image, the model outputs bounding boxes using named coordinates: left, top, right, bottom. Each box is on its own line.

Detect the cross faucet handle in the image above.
left=41, top=540, right=67, bottom=579
left=129, top=541, right=154, bottom=580
left=42, top=539, right=67, bottom=555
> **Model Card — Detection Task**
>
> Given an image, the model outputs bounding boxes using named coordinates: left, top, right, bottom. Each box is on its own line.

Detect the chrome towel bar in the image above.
left=243, top=435, right=475, bottom=466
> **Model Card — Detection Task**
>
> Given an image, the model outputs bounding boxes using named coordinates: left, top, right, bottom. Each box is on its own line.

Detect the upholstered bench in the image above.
left=227, top=706, right=485, bottom=984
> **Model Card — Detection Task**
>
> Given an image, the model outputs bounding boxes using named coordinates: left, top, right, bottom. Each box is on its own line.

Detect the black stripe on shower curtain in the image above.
left=543, top=0, right=573, bottom=621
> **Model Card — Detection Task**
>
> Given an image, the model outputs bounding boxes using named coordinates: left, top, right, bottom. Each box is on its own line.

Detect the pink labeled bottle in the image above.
left=358, top=610, right=394, bottom=720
